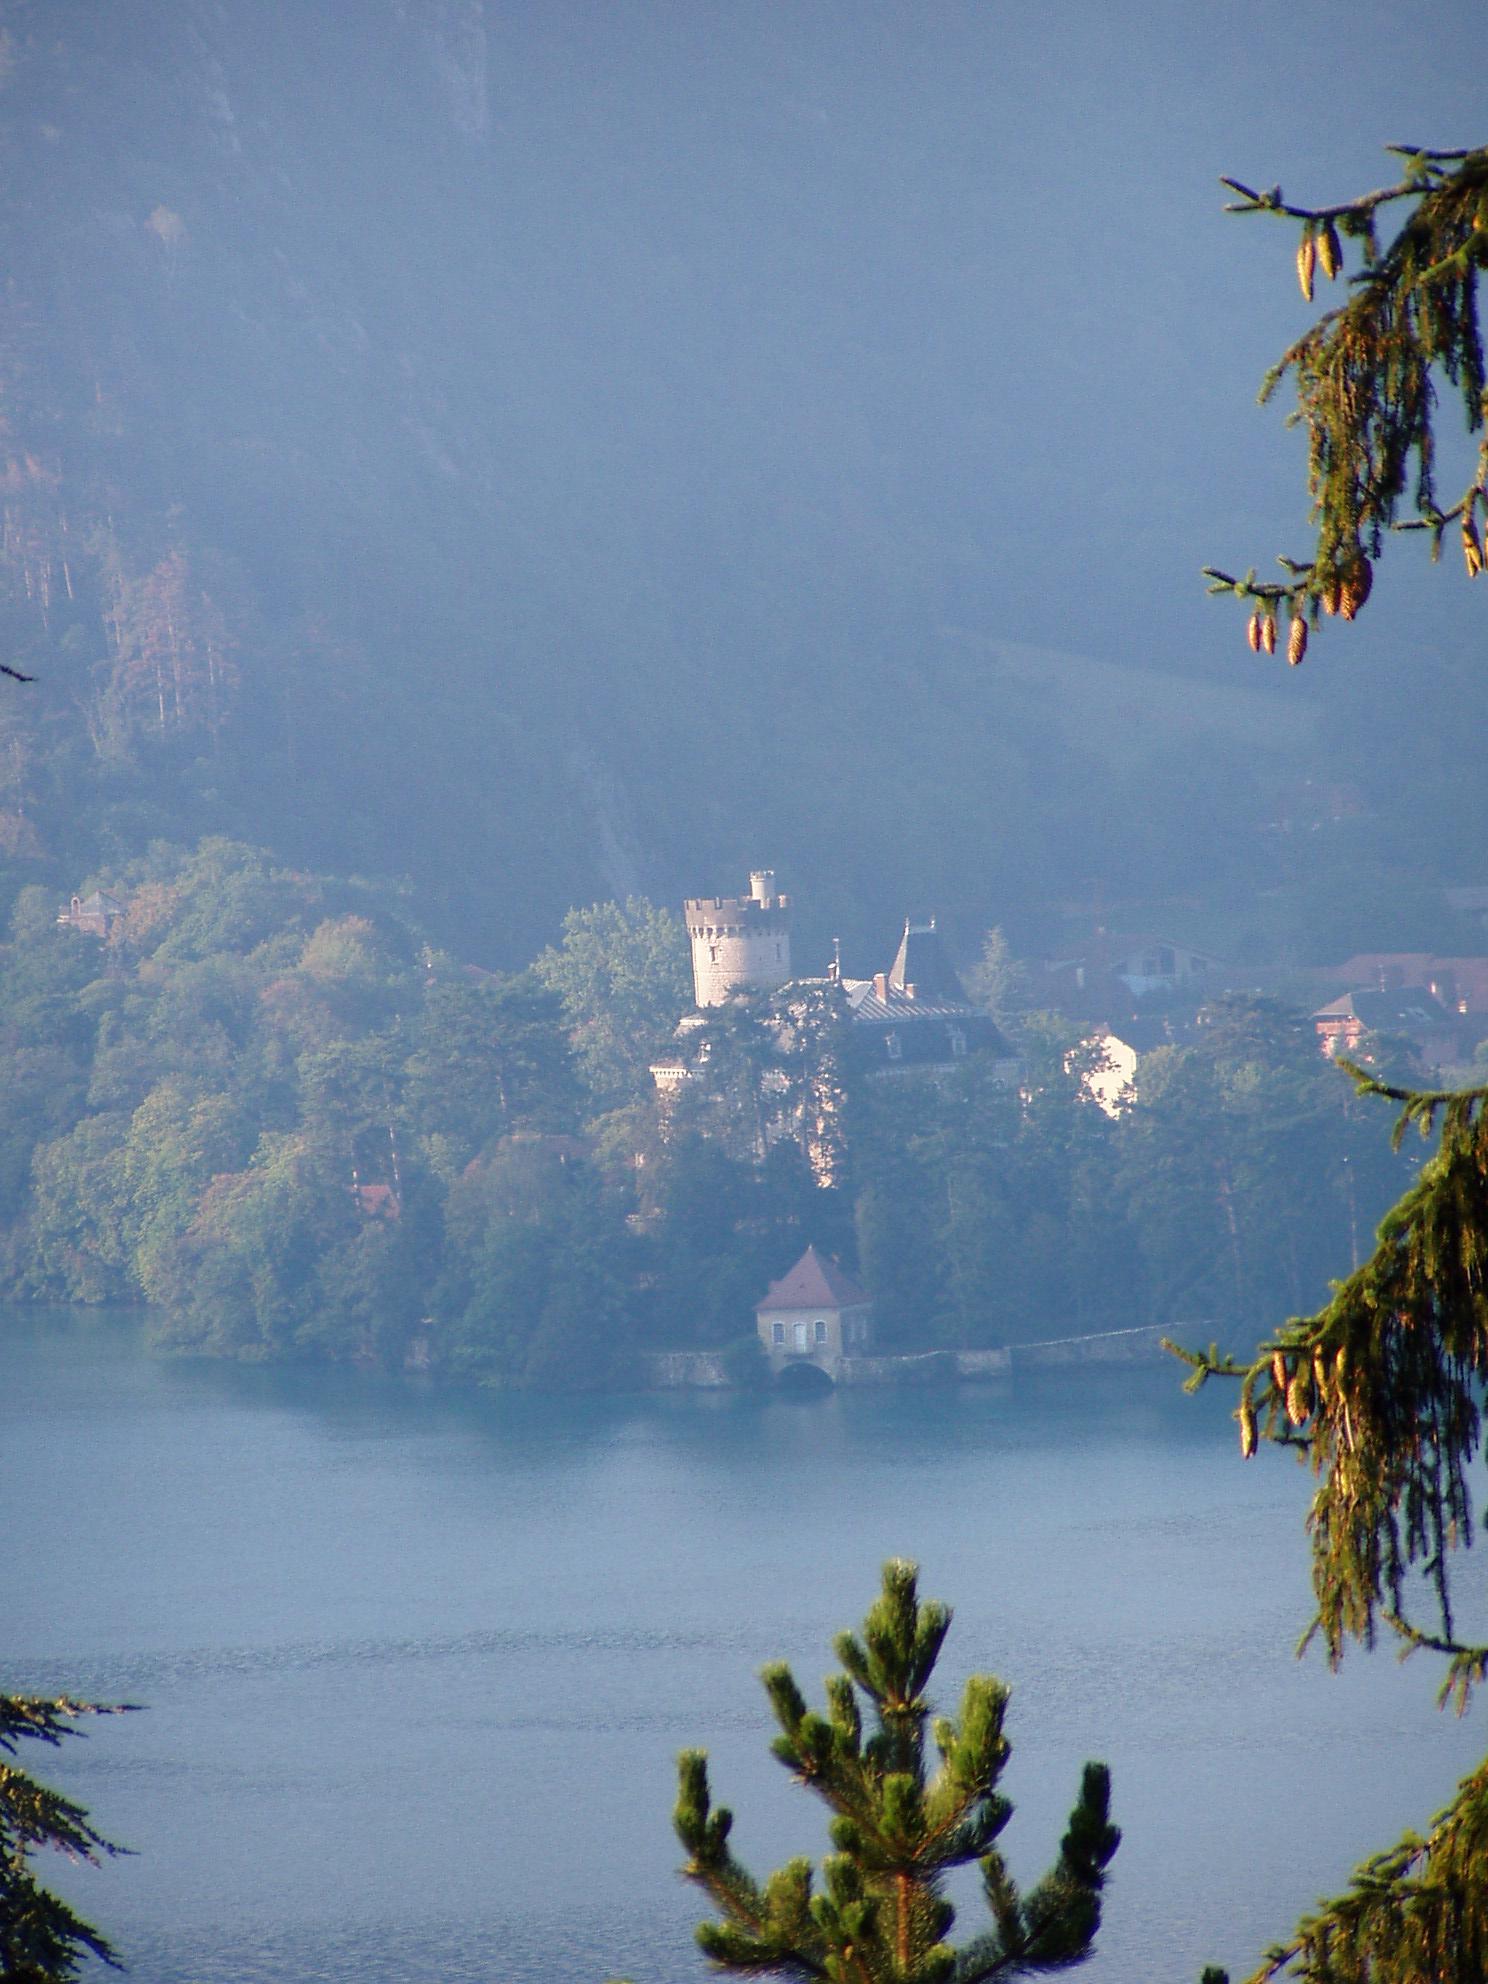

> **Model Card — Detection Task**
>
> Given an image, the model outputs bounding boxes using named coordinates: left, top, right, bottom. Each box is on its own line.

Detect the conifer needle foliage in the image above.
left=1186, top=151, right=1488, bottom=1966
left=1167, top=1063, right=1488, bottom=1710
left=1198, top=1755, right=1488, bottom=1984
left=1202, top=144, right=1488, bottom=659
left=1168, top=1058, right=1488, bottom=1980
left=664, top=1559, right=1118, bottom=1984
left=0, top=1692, right=134, bottom=1980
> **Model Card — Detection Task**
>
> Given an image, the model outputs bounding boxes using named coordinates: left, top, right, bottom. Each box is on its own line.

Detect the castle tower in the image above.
left=684, top=869, right=792, bottom=1007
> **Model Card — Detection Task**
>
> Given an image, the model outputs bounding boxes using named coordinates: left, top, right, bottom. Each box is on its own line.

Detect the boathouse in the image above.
left=755, top=1246, right=873, bottom=1379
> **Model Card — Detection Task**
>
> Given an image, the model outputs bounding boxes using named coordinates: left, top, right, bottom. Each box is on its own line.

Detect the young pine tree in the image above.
left=665, top=1559, right=1118, bottom=1984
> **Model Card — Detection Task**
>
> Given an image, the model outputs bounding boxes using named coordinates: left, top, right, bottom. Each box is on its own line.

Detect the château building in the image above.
left=652, top=873, right=1017, bottom=1171
left=684, top=869, right=792, bottom=1005
left=839, top=916, right=1012, bottom=1075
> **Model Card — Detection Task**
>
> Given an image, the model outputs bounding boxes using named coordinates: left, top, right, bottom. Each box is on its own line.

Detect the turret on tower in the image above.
left=684, top=869, right=792, bottom=1006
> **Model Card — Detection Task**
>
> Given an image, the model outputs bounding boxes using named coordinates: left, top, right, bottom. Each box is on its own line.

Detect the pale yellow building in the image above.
left=755, top=1245, right=873, bottom=1378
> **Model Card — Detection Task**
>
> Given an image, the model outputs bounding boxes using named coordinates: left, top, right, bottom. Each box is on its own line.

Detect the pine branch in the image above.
left=0, top=1697, right=139, bottom=1758
left=1204, top=1758, right=1488, bottom=1984
left=0, top=1693, right=135, bottom=1978
left=1205, top=143, right=1488, bottom=659
left=1218, top=146, right=1471, bottom=224
left=1168, top=1061, right=1488, bottom=1700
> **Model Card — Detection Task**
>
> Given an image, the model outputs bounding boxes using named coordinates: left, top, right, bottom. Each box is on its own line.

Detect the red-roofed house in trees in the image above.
left=1311, top=987, right=1463, bottom=1072
left=755, top=1245, right=873, bottom=1378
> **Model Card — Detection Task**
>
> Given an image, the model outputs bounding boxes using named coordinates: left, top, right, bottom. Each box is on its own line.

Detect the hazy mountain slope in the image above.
left=0, top=1, right=1474, bottom=967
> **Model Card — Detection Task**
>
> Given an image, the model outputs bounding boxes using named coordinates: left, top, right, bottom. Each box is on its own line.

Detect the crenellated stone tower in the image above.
left=684, top=869, right=792, bottom=1007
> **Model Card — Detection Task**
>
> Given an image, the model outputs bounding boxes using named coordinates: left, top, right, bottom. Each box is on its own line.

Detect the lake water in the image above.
left=5, top=1311, right=1484, bottom=1984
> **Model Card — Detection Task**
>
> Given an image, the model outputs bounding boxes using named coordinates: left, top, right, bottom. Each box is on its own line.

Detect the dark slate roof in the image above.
left=842, top=979, right=1012, bottom=1062
left=845, top=981, right=986, bottom=1023
left=1104, top=1015, right=1187, bottom=1054
left=1105, top=933, right=1221, bottom=968
left=756, top=1245, right=871, bottom=1314
left=1313, top=989, right=1455, bottom=1031
left=1048, top=935, right=1224, bottom=976
left=889, top=919, right=966, bottom=1000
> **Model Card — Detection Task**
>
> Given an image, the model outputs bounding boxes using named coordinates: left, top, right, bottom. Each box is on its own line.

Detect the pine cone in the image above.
left=1271, top=1353, right=1289, bottom=1396
left=1319, top=575, right=1343, bottom=616
left=1338, top=557, right=1373, bottom=620
left=1312, top=1348, right=1330, bottom=1403
left=1247, top=611, right=1263, bottom=652
left=1239, top=1398, right=1258, bottom=1458
left=1318, top=222, right=1342, bottom=280
left=1287, top=615, right=1308, bottom=666
left=1465, top=516, right=1485, bottom=578
left=1261, top=614, right=1277, bottom=654
left=1296, top=230, right=1316, bottom=302
left=1285, top=1371, right=1312, bottom=1427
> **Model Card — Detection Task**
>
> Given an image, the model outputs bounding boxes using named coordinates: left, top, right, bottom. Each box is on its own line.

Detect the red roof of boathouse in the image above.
left=756, top=1246, right=870, bottom=1314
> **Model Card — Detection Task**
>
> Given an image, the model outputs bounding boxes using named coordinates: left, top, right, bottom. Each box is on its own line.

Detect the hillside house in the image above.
left=56, top=889, right=124, bottom=938
left=1072, top=1028, right=1140, bottom=1117
left=1312, top=988, right=1463, bottom=1071
left=1046, top=933, right=1224, bottom=1006
left=349, top=1180, right=401, bottom=1221
left=1324, top=954, right=1488, bottom=1022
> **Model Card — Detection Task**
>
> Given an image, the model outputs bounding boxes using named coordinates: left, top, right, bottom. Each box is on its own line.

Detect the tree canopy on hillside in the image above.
left=531, top=897, right=690, bottom=1110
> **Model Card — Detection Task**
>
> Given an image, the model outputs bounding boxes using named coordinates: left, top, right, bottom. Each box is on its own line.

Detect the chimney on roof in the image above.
left=873, top=971, right=889, bottom=1000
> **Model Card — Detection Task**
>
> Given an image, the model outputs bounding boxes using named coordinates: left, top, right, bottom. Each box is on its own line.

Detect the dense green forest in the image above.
left=0, top=835, right=1413, bottom=1386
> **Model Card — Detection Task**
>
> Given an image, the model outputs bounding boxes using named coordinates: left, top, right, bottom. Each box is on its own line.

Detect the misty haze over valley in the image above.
left=1, top=0, right=1483, bottom=968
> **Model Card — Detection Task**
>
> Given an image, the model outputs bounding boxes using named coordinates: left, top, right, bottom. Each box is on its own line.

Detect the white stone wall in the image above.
left=686, top=907, right=791, bottom=1006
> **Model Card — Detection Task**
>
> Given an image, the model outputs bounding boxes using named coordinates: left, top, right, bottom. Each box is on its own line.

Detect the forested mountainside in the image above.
left=2, top=1, right=1479, bottom=974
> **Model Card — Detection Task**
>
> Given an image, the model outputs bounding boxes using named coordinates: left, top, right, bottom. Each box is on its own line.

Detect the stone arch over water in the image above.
left=774, top=1359, right=834, bottom=1396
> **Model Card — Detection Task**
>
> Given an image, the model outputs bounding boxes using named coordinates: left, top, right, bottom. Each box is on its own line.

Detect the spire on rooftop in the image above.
left=888, top=917, right=966, bottom=1001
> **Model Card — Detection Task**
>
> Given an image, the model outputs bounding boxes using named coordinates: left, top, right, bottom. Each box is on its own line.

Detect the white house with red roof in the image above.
left=755, top=1245, right=874, bottom=1377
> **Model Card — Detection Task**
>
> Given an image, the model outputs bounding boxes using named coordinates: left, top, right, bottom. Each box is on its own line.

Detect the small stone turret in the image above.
left=684, top=869, right=792, bottom=1007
